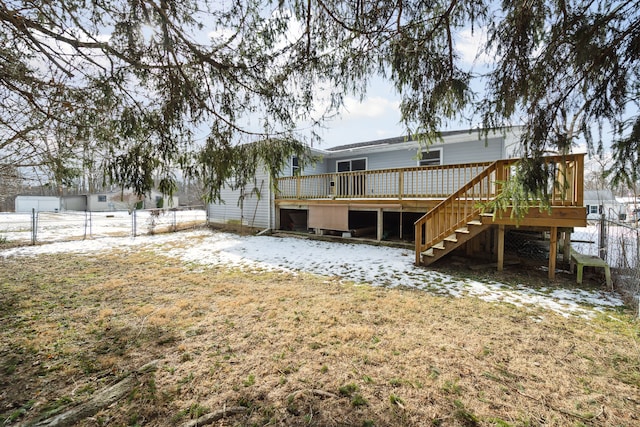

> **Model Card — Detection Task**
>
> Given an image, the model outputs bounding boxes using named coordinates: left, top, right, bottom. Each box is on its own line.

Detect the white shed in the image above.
left=14, top=195, right=61, bottom=213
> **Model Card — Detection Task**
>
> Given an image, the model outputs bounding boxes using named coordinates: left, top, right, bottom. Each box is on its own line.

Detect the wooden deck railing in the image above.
left=413, top=154, right=585, bottom=264
left=276, top=162, right=493, bottom=199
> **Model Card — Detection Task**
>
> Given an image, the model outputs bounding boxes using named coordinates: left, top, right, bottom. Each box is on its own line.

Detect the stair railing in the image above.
left=413, top=159, right=510, bottom=264
left=413, top=154, right=585, bottom=265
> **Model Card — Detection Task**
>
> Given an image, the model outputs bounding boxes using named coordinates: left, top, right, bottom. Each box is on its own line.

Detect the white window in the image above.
left=418, top=149, right=442, bottom=166
left=588, top=205, right=599, bottom=214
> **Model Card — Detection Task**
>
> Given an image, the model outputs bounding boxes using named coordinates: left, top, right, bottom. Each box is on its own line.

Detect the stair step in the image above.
left=455, top=227, right=470, bottom=234
left=444, top=234, right=458, bottom=243
left=467, top=220, right=483, bottom=226
left=480, top=212, right=494, bottom=217
left=432, top=242, right=445, bottom=250
left=421, top=248, right=434, bottom=257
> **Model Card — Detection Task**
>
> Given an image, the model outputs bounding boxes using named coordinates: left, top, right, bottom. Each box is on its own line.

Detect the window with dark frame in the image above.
left=418, top=150, right=441, bottom=166
left=97, top=195, right=107, bottom=202
left=292, top=156, right=300, bottom=176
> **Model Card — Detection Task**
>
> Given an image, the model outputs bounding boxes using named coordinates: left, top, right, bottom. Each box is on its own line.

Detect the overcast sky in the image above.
left=308, top=27, right=497, bottom=149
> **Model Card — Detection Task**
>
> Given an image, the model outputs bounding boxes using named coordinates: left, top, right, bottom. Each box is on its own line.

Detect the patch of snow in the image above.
left=0, top=228, right=626, bottom=319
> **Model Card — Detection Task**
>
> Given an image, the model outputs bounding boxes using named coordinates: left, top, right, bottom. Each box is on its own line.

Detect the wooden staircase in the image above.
left=420, top=215, right=492, bottom=265
left=414, top=160, right=510, bottom=266
left=414, top=154, right=586, bottom=267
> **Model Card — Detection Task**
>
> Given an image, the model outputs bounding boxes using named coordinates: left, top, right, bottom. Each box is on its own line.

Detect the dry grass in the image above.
left=1, top=241, right=639, bottom=427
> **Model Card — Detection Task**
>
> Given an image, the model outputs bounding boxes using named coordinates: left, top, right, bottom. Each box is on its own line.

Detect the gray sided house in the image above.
left=207, top=167, right=273, bottom=229
left=207, top=127, right=524, bottom=230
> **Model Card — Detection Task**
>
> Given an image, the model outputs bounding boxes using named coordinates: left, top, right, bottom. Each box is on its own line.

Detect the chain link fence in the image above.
left=573, top=216, right=640, bottom=315
left=501, top=222, right=638, bottom=315
left=0, top=207, right=207, bottom=245
left=505, top=229, right=550, bottom=261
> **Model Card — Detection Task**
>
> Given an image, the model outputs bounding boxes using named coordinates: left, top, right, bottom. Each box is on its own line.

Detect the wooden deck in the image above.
left=277, top=162, right=493, bottom=201
left=275, top=154, right=586, bottom=279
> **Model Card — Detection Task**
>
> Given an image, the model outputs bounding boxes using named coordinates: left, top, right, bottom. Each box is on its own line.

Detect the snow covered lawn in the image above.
left=0, top=228, right=625, bottom=318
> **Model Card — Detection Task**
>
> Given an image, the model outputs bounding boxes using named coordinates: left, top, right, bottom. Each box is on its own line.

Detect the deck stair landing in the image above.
left=420, top=215, right=492, bottom=265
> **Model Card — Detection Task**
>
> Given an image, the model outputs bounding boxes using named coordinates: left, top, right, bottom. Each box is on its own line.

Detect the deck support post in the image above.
left=377, top=208, right=383, bottom=241
left=549, top=227, right=558, bottom=280
left=562, top=230, right=571, bottom=262
left=497, top=225, right=505, bottom=271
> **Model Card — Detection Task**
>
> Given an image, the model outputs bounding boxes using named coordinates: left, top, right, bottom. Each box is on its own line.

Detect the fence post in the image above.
left=31, top=208, right=36, bottom=245
left=132, top=209, right=137, bottom=238
left=599, top=213, right=607, bottom=260
left=83, top=210, right=88, bottom=240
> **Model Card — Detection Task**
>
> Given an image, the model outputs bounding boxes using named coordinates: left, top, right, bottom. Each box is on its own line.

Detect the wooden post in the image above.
left=549, top=227, right=558, bottom=280
left=398, top=170, right=404, bottom=199
left=497, top=225, right=505, bottom=271
left=563, top=230, right=571, bottom=262
left=576, top=155, right=584, bottom=206
left=495, top=160, right=505, bottom=199
left=377, top=208, right=383, bottom=241
left=415, top=222, right=422, bottom=265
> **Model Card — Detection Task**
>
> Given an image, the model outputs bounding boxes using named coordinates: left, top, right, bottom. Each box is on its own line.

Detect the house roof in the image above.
left=325, top=129, right=480, bottom=152
left=584, top=189, right=617, bottom=202
left=323, top=126, right=522, bottom=152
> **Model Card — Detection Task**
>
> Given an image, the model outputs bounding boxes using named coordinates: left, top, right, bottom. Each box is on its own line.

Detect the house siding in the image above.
left=325, top=136, right=504, bottom=172
left=303, top=159, right=328, bottom=175
left=290, top=151, right=327, bottom=177
left=329, top=148, right=415, bottom=171
left=442, top=137, right=503, bottom=164
left=208, top=165, right=272, bottom=229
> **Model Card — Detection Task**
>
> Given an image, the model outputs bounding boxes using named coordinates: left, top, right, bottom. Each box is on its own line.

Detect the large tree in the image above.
left=1, top=0, right=639, bottom=199
left=1, top=0, right=318, bottom=200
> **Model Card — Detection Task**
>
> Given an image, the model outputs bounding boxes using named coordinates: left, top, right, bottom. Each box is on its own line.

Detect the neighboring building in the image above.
left=616, top=196, right=640, bottom=222
left=583, top=189, right=623, bottom=221
left=208, top=127, right=524, bottom=229
left=14, top=190, right=178, bottom=213
left=14, top=195, right=61, bottom=213
left=84, top=189, right=178, bottom=212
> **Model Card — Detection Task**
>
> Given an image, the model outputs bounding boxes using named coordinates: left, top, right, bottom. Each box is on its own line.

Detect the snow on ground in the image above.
left=0, top=228, right=625, bottom=319
left=0, top=210, right=207, bottom=243
left=572, top=224, right=639, bottom=269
